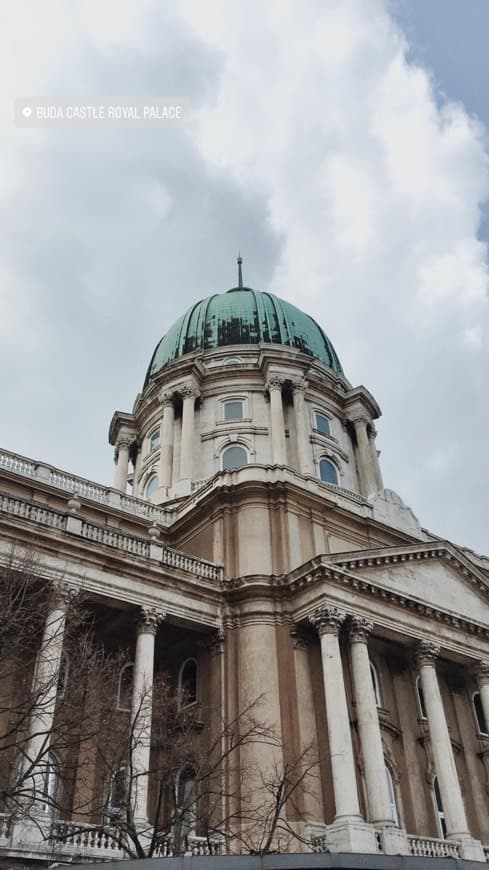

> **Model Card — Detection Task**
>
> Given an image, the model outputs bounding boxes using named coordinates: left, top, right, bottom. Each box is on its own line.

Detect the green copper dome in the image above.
left=144, top=287, right=343, bottom=385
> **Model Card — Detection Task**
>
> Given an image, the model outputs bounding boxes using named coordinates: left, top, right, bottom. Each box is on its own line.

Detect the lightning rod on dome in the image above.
left=237, top=251, right=243, bottom=289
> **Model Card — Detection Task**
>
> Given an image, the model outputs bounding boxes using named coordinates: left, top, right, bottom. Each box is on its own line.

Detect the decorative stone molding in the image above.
left=475, top=660, right=489, bottom=689
left=309, top=604, right=346, bottom=636
left=67, top=494, right=81, bottom=515
left=148, top=522, right=161, bottom=540
left=291, top=379, right=307, bottom=394
left=179, top=385, right=200, bottom=400
left=138, top=606, right=165, bottom=635
left=349, top=615, right=374, bottom=643
left=290, top=625, right=310, bottom=650
left=51, top=581, right=77, bottom=610
left=203, top=628, right=225, bottom=656
left=265, top=376, right=285, bottom=392
left=158, top=390, right=174, bottom=408
left=348, top=414, right=370, bottom=428
left=415, top=640, right=440, bottom=669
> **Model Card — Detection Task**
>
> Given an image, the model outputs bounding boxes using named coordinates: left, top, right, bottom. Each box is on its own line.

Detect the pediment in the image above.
left=328, top=543, right=489, bottom=626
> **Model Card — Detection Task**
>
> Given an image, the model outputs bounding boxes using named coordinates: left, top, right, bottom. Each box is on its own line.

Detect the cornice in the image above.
left=327, top=541, right=489, bottom=599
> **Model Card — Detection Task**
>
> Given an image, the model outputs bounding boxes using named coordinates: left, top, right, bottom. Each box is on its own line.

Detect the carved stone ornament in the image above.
left=51, top=581, right=77, bottom=610
left=116, top=437, right=132, bottom=450
left=349, top=615, right=374, bottom=644
left=414, top=640, right=440, bottom=669
left=266, top=375, right=285, bottom=391
left=290, top=625, right=309, bottom=650
left=179, top=385, right=199, bottom=400
left=475, top=660, right=489, bottom=689
left=349, top=414, right=370, bottom=428
left=309, top=604, right=346, bottom=637
left=138, top=606, right=166, bottom=635
left=159, top=390, right=174, bottom=408
left=291, top=379, right=306, bottom=394
left=204, top=629, right=225, bottom=656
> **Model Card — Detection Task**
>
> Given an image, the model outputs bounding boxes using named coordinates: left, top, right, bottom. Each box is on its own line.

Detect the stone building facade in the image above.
left=0, top=274, right=488, bottom=864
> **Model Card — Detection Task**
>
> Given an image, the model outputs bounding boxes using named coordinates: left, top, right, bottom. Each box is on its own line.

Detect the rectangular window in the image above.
left=314, top=412, right=331, bottom=435
left=223, top=400, right=244, bottom=420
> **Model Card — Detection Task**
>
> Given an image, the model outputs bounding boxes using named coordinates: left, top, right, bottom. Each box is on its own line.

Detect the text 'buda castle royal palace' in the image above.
left=0, top=261, right=489, bottom=865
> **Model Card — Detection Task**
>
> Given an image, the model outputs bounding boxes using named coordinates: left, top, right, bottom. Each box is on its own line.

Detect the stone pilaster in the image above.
left=415, top=641, right=483, bottom=859
left=350, top=416, right=377, bottom=498
left=130, top=606, right=165, bottom=827
left=291, top=379, right=313, bottom=475
left=348, top=617, right=408, bottom=855
left=158, top=391, right=175, bottom=489
left=368, top=424, right=383, bottom=491
left=266, top=377, right=287, bottom=465
left=179, top=386, right=199, bottom=482
left=114, top=437, right=131, bottom=492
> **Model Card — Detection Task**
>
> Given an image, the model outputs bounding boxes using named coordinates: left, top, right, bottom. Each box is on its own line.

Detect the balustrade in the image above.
left=408, top=835, right=461, bottom=859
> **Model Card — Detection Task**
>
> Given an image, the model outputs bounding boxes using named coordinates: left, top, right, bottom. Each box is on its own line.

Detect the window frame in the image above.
left=472, top=691, right=489, bottom=736
left=144, top=473, right=159, bottom=499
left=415, top=674, right=427, bottom=720
left=313, top=410, right=332, bottom=437
left=178, top=657, right=198, bottom=708
left=318, top=456, right=339, bottom=486
left=370, top=660, right=383, bottom=708
left=176, top=765, right=198, bottom=840
left=221, top=444, right=249, bottom=471
left=105, top=763, right=128, bottom=822
left=148, top=428, right=160, bottom=453
left=433, top=775, right=447, bottom=839
left=385, top=762, right=400, bottom=826
left=42, top=751, right=59, bottom=816
left=117, top=662, right=134, bottom=712
left=222, top=397, right=246, bottom=421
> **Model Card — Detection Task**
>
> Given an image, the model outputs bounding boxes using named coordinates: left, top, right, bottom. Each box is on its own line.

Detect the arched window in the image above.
left=385, top=763, right=400, bottom=825
left=149, top=429, right=160, bottom=452
left=145, top=473, right=159, bottom=499
left=314, top=412, right=331, bottom=436
left=178, top=658, right=198, bottom=707
left=416, top=675, right=427, bottom=719
left=58, top=652, right=69, bottom=698
left=223, top=399, right=244, bottom=420
left=370, top=661, right=382, bottom=707
left=117, top=663, right=133, bottom=712
left=177, top=765, right=197, bottom=839
left=105, top=764, right=127, bottom=821
left=42, top=751, right=58, bottom=815
left=224, top=358, right=241, bottom=366
left=433, top=776, right=447, bottom=838
left=473, top=692, right=488, bottom=735
left=319, top=457, right=339, bottom=485
left=222, top=445, right=248, bottom=471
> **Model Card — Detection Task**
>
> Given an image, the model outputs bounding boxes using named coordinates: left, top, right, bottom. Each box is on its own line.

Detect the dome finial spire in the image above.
left=237, top=251, right=243, bottom=289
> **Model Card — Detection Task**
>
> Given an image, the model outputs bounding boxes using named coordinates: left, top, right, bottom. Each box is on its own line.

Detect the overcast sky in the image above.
left=0, top=0, right=487, bottom=554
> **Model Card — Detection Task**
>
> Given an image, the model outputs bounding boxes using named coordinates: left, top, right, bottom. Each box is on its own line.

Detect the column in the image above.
left=292, top=380, right=313, bottom=476
left=23, top=584, right=72, bottom=802
left=476, top=661, right=489, bottom=733
left=267, top=377, right=287, bottom=465
left=130, top=606, right=164, bottom=826
left=158, top=391, right=175, bottom=488
left=309, top=605, right=360, bottom=820
left=368, top=425, right=384, bottom=491
left=415, top=642, right=471, bottom=841
left=179, top=387, right=198, bottom=481
left=351, top=416, right=378, bottom=498
left=349, top=617, right=392, bottom=826
left=132, top=446, right=142, bottom=499
left=114, top=437, right=131, bottom=492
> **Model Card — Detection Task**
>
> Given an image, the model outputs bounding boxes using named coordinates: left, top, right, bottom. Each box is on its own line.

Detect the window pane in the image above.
left=149, top=430, right=160, bottom=450
left=222, top=446, right=248, bottom=470
left=319, top=458, right=338, bottom=485
left=180, top=659, right=197, bottom=705
left=315, top=413, right=331, bottom=435
left=224, top=400, right=244, bottom=420
left=474, top=692, right=488, bottom=734
left=145, top=474, right=159, bottom=498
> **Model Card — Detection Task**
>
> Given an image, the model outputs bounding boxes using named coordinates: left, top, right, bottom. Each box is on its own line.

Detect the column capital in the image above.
left=158, top=389, right=175, bottom=408
left=415, top=640, right=440, bottom=668
left=290, top=625, right=310, bottom=650
left=202, top=628, right=225, bottom=656
left=266, top=375, right=285, bottom=392
left=137, top=606, right=166, bottom=635
left=348, top=615, right=374, bottom=643
left=309, top=604, right=346, bottom=636
left=51, top=581, right=77, bottom=610
left=348, top=414, right=370, bottom=428
left=475, top=660, right=489, bottom=688
left=291, top=378, right=307, bottom=394
left=179, top=384, right=200, bottom=400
